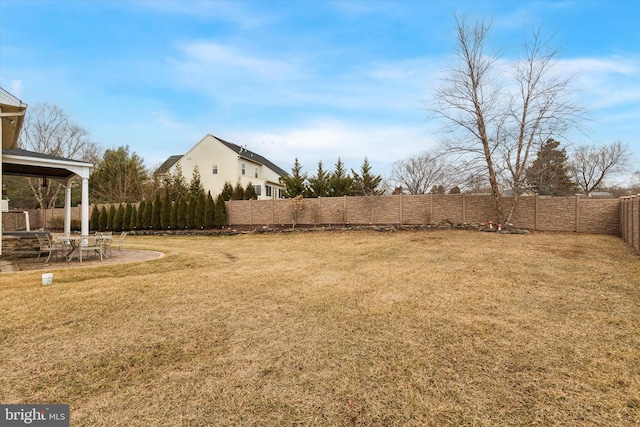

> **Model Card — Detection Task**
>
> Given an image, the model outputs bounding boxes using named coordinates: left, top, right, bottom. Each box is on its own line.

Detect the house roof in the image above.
left=157, top=135, right=289, bottom=178
left=214, top=135, right=289, bottom=177
left=156, top=155, right=183, bottom=175
left=0, top=87, right=28, bottom=150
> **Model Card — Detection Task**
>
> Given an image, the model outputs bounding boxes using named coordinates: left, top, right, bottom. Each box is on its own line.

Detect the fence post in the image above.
left=430, top=194, right=433, bottom=224
left=462, top=193, right=466, bottom=224
left=344, top=195, right=348, bottom=225
left=534, top=195, right=538, bottom=231
left=575, top=195, right=580, bottom=233
left=399, top=193, right=403, bottom=225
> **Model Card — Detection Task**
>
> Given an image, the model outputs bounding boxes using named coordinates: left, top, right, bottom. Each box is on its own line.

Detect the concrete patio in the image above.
left=0, top=249, right=164, bottom=273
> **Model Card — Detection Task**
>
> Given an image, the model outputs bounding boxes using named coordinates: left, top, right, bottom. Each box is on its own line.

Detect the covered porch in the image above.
left=1, top=87, right=93, bottom=256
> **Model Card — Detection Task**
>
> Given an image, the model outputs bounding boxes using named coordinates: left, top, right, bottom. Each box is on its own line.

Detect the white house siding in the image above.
left=169, top=135, right=286, bottom=200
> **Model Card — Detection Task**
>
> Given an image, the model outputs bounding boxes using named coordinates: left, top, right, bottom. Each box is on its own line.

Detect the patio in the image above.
left=0, top=248, right=164, bottom=273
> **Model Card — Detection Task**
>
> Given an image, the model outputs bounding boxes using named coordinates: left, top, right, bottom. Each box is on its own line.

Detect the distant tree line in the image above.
left=280, top=157, right=384, bottom=198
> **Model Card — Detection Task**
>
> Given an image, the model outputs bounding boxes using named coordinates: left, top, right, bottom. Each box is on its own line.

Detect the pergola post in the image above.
left=81, top=176, right=89, bottom=237
left=64, top=183, right=72, bottom=236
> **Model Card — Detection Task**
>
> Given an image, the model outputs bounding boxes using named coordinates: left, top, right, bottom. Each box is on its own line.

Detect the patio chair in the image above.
left=35, top=234, right=65, bottom=263
left=116, top=232, right=128, bottom=255
left=79, top=235, right=104, bottom=262
left=96, top=232, right=113, bottom=257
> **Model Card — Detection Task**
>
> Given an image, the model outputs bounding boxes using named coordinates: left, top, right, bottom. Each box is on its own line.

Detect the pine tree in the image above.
left=214, top=194, right=227, bottom=228
left=232, top=181, right=245, bottom=200
left=329, top=157, right=353, bottom=197
left=221, top=181, right=234, bottom=201
left=244, top=182, right=258, bottom=200
left=308, top=161, right=331, bottom=197
left=161, top=189, right=172, bottom=229
left=526, top=138, right=577, bottom=196
left=90, top=205, right=100, bottom=231
left=281, top=157, right=308, bottom=197
left=113, top=204, right=124, bottom=231
left=204, top=191, right=215, bottom=229
left=189, top=165, right=205, bottom=197
left=352, top=157, right=383, bottom=196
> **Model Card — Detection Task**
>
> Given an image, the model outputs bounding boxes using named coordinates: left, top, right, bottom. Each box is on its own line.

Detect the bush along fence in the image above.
left=620, top=194, right=640, bottom=254
left=16, top=194, right=622, bottom=236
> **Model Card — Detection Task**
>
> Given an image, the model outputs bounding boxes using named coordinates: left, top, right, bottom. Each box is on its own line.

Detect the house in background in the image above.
left=158, top=134, right=288, bottom=200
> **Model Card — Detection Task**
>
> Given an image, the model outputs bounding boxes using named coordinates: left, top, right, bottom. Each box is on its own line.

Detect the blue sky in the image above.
left=1, top=0, right=639, bottom=181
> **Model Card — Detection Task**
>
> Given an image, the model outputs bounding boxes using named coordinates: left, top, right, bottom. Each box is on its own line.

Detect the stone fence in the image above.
left=620, top=195, right=640, bottom=254
left=9, top=194, right=622, bottom=236
left=227, top=194, right=620, bottom=234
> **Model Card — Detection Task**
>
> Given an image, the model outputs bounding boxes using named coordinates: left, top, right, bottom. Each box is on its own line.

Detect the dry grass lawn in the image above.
left=1, top=230, right=639, bottom=426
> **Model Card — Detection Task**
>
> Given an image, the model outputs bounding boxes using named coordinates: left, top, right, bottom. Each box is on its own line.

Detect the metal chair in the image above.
left=116, top=232, right=128, bottom=255
left=79, top=235, right=104, bottom=262
left=35, top=234, right=65, bottom=263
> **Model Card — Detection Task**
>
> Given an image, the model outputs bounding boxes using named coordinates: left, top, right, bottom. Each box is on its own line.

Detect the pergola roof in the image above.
left=2, top=148, right=93, bottom=182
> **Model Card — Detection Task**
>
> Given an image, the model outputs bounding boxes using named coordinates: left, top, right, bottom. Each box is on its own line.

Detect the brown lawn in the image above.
left=1, top=230, right=639, bottom=426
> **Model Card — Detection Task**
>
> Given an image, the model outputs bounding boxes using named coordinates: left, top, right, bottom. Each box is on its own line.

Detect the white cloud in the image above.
left=230, top=118, right=439, bottom=174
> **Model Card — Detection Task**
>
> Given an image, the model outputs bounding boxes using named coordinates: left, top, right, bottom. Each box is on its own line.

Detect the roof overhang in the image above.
left=0, top=88, right=28, bottom=150
left=2, top=149, right=93, bottom=184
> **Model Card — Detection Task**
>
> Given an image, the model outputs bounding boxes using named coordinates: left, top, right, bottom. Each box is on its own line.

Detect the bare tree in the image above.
left=17, top=103, right=102, bottom=209
left=569, top=141, right=630, bottom=196
left=432, top=15, right=583, bottom=224
left=90, top=145, right=148, bottom=203
left=390, top=152, right=447, bottom=194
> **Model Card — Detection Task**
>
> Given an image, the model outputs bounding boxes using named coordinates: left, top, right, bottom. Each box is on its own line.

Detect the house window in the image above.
left=266, top=185, right=272, bottom=198
left=254, top=185, right=261, bottom=196
left=254, top=167, right=259, bottom=178
left=241, top=163, right=246, bottom=175
left=212, top=163, right=218, bottom=175
left=278, top=188, right=284, bottom=199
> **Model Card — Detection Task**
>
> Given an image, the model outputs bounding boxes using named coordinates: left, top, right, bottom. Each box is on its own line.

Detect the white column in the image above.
left=81, top=177, right=89, bottom=236
left=64, top=183, right=72, bottom=236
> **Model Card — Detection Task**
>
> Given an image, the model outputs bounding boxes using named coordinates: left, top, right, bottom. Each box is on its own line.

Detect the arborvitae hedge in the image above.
left=204, top=191, right=215, bottom=229
left=214, top=194, right=226, bottom=228
left=142, top=201, right=152, bottom=229
left=161, top=190, right=171, bottom=230
left=177, top=197, right=187, bottom=229
left=113, top=204, right=124, bottom=231
left=99, top=206, right=108, bottom=231
left=136, top=201, right=145, bottom=230
left=123, top=203, right=133, bottom=231
left=107, top=205, right=116, bottom=230
left=129, top=204, right=138, bottom=231
left=90, top=205, right=100, bottom=231
left=151, top=194, right=162, bottom=230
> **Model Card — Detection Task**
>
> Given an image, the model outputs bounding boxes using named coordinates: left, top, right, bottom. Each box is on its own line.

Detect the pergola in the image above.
left=1, top=87, right=93, bottom=255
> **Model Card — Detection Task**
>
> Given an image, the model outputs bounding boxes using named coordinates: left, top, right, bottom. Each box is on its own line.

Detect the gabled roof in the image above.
left=0, top=87, right=28, bottom=150
left=214, top=135, right=288, bottom=177
left=157, top=155, right=183, bottom=175
left=157, top=135, right=289, bottom=178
